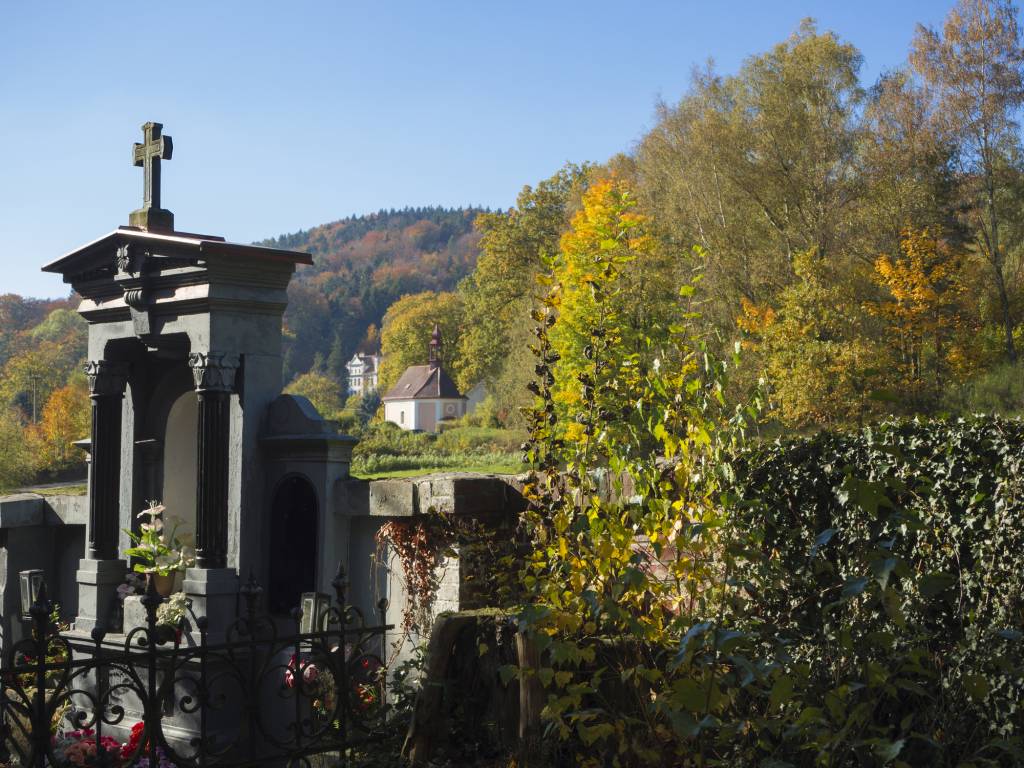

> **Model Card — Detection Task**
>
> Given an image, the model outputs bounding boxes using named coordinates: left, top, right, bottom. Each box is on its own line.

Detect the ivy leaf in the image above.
left=964, top=673, right=990, bottom=702
left=919, top=572, right=957, bottom=599
left=811, top=528, right=837, bottom=557
left=874, top=738, right=905, bottom=763
left=841, top=577, right=870, bottom=600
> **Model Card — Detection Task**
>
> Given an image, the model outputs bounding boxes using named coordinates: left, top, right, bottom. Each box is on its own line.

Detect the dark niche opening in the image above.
left=268, top=475, right=318, bottom=615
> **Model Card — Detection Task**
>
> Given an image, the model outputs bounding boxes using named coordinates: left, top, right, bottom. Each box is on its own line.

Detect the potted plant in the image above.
left=124, top=503, right=195, bottom=597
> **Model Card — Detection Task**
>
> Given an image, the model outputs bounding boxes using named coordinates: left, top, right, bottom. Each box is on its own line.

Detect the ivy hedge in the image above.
left=726, top=416, right=1024, bottom=766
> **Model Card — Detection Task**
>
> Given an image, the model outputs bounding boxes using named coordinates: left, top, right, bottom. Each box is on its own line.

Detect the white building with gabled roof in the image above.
left=381, top=325, right=466, bottom=432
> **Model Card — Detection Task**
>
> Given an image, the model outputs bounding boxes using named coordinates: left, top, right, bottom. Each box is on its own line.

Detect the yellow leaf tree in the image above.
left=548, top=177, right=678, bottom=438
left=869, top=227, right=978, bottom=405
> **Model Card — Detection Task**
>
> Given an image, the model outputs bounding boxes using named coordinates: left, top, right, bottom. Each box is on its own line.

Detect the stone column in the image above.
left=184, top=352, right=240, bottom=639
left=75, top=360, right=130, bottom=634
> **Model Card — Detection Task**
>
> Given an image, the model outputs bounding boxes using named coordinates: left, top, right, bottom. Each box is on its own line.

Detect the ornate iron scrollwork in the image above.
left=0, top=565, right=390, bottom=767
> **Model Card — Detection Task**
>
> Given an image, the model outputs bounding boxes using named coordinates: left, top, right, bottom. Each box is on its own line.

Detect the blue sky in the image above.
left=2, top=0, right=952, bottom=298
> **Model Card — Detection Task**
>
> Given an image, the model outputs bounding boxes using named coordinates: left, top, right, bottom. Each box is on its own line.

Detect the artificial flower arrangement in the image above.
left=52, top=721, right=178, bottom=767
left=285, top=653, right=336, bottom=718
left=283, top=653, right=381, bottom=721
left=123, top=503, right=195, bottom=596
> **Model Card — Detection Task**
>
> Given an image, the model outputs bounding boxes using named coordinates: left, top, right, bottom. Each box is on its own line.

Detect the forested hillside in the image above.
left=261, top=206, right=485, bottom=381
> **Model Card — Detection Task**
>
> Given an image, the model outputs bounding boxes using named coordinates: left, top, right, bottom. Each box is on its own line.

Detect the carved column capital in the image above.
left=188, top=352, right=240, bottom=393
left=84, top=360, right=130, bottom=397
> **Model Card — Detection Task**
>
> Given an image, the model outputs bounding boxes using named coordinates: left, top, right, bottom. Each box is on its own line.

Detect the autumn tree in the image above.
left=869, top=227, right=978, bottom=406
left=738, top=249, right=885, bottom=428
left=27, top=377, right=90, bottom=473
left=859, top=71, right=961, bottom=260
left=548, top=177, right=678, bottom=435
left=284, top=371, right=345, bottom=419
left=456, top=165, right=589, bottom=402
left=0, top=409, right=32, bottom=491
left=636, top=20, right=867, bottom=334
left=911, top=0, right=1024, bottom=361
left=378, top=291, right=465, bottom=394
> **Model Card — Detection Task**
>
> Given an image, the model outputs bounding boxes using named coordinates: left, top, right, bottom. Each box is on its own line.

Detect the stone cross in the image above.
left=129, top=122, right=175, bottom=232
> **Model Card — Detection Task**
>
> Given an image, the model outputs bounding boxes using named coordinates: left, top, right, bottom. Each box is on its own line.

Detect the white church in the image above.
left=382, top=325, right=467, bottom=432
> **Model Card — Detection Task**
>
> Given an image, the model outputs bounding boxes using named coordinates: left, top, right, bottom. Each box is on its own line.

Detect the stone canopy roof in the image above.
left=382, top=364, right=465, bottom=401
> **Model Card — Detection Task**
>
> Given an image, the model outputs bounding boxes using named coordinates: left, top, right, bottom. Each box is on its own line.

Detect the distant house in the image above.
left=346, top=351, right=381, bottom=397
left=382, top=325, right=467, bottom=432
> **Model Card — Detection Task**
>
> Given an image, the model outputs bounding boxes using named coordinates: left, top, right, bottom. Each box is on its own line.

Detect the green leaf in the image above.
left=919, top=572, right=957, bottom=599
left=841, top=576, right=869, bottom=600
left=498, top=665, right=519, bottom=686
left=964, top=673, right=990, bottom=702
left=874, top=739, right=905, bottom=763
left=769, top=675, right=794, bottom=710
left=670, top=678, right=706, bottom=712
left=871, top=557, right=898, bottom=590
left=810, top=528, right=836, bottom=556
left=673, top=621, right=712, bottom=668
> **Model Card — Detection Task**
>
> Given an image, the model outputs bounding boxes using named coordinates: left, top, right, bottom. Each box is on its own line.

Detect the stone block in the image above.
left=183, top=567, right=238, bottom=641
left=75, top=558, right=127, bottom=634
left=122, top=595, right=147, bottom=633
left=0, top=494, right=45, bottom=528
left=368, top=480, right=416, bottom=517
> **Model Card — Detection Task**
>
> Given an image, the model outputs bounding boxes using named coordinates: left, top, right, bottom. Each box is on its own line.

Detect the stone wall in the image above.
left=337, top=472, right=526, bottom=672
left=0, top=492, right=87, bottom=655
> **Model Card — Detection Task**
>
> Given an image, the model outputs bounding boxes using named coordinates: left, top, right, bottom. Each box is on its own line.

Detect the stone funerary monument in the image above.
left=0, top=123, right=525, bottom=671
left=37, top=121, right=365, bottom=644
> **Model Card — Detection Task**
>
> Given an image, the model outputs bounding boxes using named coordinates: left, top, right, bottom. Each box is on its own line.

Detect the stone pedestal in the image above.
left=74, top=558, right=127, bottom=633
left=183, top=567, right=238, bottom=641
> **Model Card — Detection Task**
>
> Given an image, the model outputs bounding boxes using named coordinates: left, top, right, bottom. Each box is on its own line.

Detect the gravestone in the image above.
left=41, top=122, right=357, bottom=640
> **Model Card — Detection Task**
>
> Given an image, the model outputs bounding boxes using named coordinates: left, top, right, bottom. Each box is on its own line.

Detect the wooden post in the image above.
left=516, top=631, right=543, bottom=764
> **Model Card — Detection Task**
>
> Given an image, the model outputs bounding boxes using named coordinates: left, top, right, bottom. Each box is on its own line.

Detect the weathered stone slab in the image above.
left=45, top=494, right=89, bottom=526
left=0, top=494, right=45, bottom=528
left=368, top=479, right=417, bottom=517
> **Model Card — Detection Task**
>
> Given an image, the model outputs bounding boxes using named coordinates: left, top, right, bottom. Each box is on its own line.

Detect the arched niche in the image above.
left=162, top=390, right=198, bottom=538
left=267, top=475, right=319, bottom=615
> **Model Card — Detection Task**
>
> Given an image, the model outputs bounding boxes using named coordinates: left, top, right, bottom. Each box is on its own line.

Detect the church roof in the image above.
left=382, top=364, right=465, bottom=401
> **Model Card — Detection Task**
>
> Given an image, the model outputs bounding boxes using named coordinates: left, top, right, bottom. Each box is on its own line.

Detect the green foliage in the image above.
left=516, top=206, right=1024, bottom=765
left=944, top=361, right=1024, bottom=416
left=435, top=426, right=526, bottom=455
left=283, top=371, right=345, bottom=419
left=0, top=408, right=33, bottom=491
left=355, top=390, right=382, bottom=424
left=377, top=291, right=466, bottom=394
left=349, top=421, right=525, bottom=477
left=350, top=451, right=524, bottom=478
left=273, top=207, right=483, bottom=382
left=456, top=164, right=590, bottom=398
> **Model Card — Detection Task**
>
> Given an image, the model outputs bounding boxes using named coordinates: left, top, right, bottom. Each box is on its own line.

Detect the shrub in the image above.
left=943, top=361, right=1024, bottom=416
left=435, top=426, right=527, bottom=454
left=350, top=450, right=523, bottom=477
left=515, top=198, right=1024, bottom=765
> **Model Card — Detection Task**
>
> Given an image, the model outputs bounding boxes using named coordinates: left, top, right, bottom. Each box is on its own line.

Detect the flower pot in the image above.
left=150, top=572, right=175, bottom=597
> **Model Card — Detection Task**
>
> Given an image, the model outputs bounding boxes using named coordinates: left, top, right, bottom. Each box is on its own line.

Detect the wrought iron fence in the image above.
left=0, top=565, right=390, bottom=768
